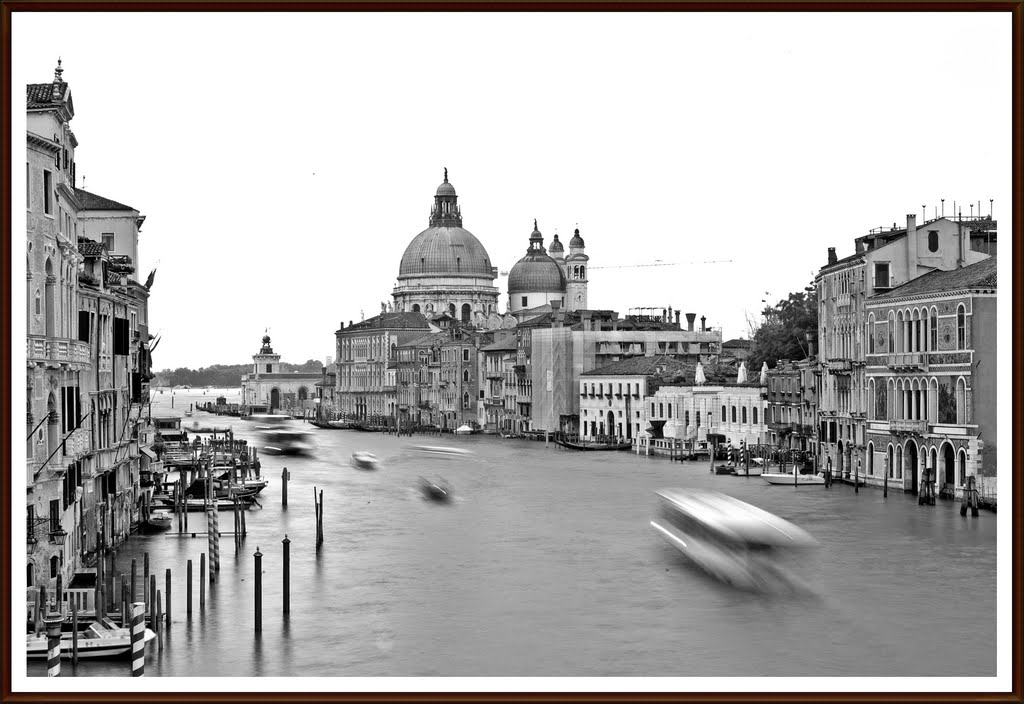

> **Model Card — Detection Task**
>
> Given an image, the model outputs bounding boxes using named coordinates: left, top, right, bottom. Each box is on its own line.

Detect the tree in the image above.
left=748, top=290, right=817, bottom=369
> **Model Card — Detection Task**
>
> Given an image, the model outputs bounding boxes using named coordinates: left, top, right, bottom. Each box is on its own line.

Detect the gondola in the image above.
left=553, top=435, right=632, bottom=451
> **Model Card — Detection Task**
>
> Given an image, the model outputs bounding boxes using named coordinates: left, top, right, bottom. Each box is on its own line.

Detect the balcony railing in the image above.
left=890, top=418, right=929, bottom=434
left=26, top=336, right=91, bottom=366
left=886, top=353, right=927, bottom=370
left=827, top=358, right=852, bottom=372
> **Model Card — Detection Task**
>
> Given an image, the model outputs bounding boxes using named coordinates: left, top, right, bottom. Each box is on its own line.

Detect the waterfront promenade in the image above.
left=29, top=389, right=996, bottom=678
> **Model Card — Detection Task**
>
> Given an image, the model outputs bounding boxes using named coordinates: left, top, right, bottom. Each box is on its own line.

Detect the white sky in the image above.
left=13, top=12, right=1011, bottom=371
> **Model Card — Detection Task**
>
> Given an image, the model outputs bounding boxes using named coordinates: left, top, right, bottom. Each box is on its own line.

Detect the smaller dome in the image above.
left=569, top=228, right=585, bottom=247
left=508, top=255, right=566, bottom=294
left=262, top=334, right=271, bottom=344
left=548, top=234, right=564, bottom=253
left=436, top=181, right=456, bottom=196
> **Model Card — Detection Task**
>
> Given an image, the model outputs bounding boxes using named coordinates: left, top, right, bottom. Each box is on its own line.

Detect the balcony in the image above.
left=890, top=418, right=929, bottom=434
left=886, top=353, right=927, bottom=371
left=827, top=358, right=852, bottom=373
left=26, top=336, right=91, bottom=367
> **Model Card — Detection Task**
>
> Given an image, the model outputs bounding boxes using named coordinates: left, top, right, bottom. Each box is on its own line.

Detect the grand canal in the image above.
left=29, top=390, right=997, bottom=678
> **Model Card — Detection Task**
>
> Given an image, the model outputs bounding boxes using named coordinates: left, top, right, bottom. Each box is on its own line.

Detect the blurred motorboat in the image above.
left=252, top=414, right=313, bottom=456
left=454, top=424, right=473, bottom=435
left=418, top=476, right=452, bottom=501
left=351, top=451, right=379, bottom=470
left=651, top=488, right=817, bottom=591
left=408, top=445, right=474, bottom=459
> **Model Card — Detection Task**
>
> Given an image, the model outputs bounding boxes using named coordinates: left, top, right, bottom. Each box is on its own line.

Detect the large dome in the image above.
left=508, top=252, right=566, bottom=294
left=398, top=226, right=495, bottom=279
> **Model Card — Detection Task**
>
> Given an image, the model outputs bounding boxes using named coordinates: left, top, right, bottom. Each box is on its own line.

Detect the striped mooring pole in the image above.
left=130, top=602, right=146, bottom=677
left=43, top=610, right=64, bottom=677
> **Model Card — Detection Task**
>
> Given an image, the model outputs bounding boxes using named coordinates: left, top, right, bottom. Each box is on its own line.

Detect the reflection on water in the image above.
left=27, top=389, right=997, bottom=677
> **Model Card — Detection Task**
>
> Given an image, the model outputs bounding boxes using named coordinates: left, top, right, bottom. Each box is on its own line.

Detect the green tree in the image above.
left=748, top=290, right=817, bottom=369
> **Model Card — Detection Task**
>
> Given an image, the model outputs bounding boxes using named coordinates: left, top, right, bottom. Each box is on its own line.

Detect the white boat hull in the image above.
left=26, top=627, right=156, bottom=659
left=762, top=472, right=826, bottom=485
left=650, top=520, right=765, bottom=590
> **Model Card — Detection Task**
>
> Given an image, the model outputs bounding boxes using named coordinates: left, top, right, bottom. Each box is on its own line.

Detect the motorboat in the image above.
left=762, top=468, right=826, bottom=485
left=651, top=488, right=817, bottom=591
left=408, top=445, right=474, bottom=459
left=454, top=424, right=474, bottom=435
left=26, top=620, right=157, bottom=659
left=418, top=476, right=452, bottom=502
left=351, top=451, right=380, bottom=470
left=254, top=416, right=314, bottom=456
left=713, top=463, right=737, bottom=475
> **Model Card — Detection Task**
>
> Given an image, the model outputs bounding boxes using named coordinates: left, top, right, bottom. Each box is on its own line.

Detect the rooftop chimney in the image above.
left=805, top=332, right=817, bottom=360
left=675, top=310, right=682, bottom=327
left=827, top=247, right=837, bottom=265
left=906, top=213, right=917, bottom=279
left=686, top=313, right=696, bottom=332
left=700, top=315, right=707, bottom=332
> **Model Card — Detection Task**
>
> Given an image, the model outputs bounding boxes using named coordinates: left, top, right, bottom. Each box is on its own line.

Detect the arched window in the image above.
left=658, top=403, right=664, bottom=418
left=695, top=411, right=701, bottom=427
left=752, top=407, right=758, bottom=425
left=412, top=303, right=420, bottom=313
left=579, top=266, right=585, bottom=279
left=667, top=404, right=672, bottom=419
left=685, top=411, right=690, bottom=427
left=449, top=303, right=456, bottom=318
left=461, top=303, right=471, bottom=324
left=956, top=377, right=967, bottom=424
left=463, top=369, right=470, bottom=382
left=463, top=391, right=470, bottom=409
left=930, top=306, right=938, bottom=350
left=741, top=407, right=747, bottom=424
left=868, top=314, right=875, bottom=353
left=888, top=312, right=895, bottom=353
left=298, top=387, right=308, bottom=401
left=896, top=310, right=905, bottom=353
left=867, top=442, right=874, bottom=475
left=958, top=450, right=967, bottom=485
left=651, top=403, right=655, bottom=416
left=721, top=405, right=727, bottom=422
left=887, top=444, right=894, bottom=478
left=928, top=230, right=939, bottom=252
left=957, top=304, right=966, bottom=349
left=27, top=562, right=34, bottom=588
left=731, top=406, right=737, bottom=423
left=896, top=445, right=903, bottom=479
left=50, top=555, right=59, bottom=579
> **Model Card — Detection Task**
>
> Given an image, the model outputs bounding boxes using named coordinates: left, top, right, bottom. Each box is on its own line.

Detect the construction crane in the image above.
left=498, top=259, right=733, bottom=276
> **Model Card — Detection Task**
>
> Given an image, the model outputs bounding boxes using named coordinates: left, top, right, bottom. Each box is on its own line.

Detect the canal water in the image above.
left=30, top=389, right=997, bottom=678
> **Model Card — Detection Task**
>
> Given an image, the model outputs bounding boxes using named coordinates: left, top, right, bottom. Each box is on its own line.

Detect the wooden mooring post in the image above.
left=253, top=546, right=263, bottom=634
left=165, top=569, right=172, bottom=627
left=282, top=535, right=291, bottom=615
left=71, top=601, right=79, bottom=665
left=961, top=475, right=980, bottom=517
left=200, top=553, right=207, bottom=608
left=282, top=467, right=289, bottom=507
left=187, top=559, right=193, bottom=616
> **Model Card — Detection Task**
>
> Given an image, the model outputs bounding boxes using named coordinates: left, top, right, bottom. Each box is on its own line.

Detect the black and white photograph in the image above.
left=7, top=6, right=1016, bottom=698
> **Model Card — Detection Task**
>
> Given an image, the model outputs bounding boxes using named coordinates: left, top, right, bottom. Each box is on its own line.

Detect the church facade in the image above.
left=240, top=334, right=321, bottom=415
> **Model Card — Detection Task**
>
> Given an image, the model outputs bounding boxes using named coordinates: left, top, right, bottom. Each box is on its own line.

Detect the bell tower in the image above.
left=565, top=227, right=589, bottom=311
left=253, top=333, right=281, bottom=375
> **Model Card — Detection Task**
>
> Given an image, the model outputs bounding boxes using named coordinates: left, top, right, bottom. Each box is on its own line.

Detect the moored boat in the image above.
left=762, top=469, right=826, bottom=485
left=553, top=435, right=632, bottom=451
left=144, top=511, right=173, bottom=531
left=26, top=620, right=157, bottom=660
left=454, top=424, right=474, bottom=436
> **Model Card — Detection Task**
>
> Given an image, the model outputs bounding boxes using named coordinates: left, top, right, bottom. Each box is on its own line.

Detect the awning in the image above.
left=140, top=446, right=158, bottom=461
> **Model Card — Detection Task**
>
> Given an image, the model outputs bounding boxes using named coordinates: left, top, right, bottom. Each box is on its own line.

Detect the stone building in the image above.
left=26, top=61, right=154, bottom=591
left=815, top=212, right=995, bottom=484
left=765, top=361, right=813, bottom=450
left=480, top=335, right=517, bottom=433
left=862, top=256, right=997, bottom=497
left=240, top=334, right=322, bottom=415
left=646, top=363, right=766, bottom=449
left=334, top=312, right=433, bottom=424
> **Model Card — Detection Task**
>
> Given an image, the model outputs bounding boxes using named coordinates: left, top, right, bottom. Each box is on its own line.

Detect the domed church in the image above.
left=507, top=221, right=589, bottom=315
left=392, top=170, right=501, bottom=326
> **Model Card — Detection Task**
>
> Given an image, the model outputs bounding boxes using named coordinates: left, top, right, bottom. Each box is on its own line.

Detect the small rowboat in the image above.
left=144, top=512, right=172, bottom=531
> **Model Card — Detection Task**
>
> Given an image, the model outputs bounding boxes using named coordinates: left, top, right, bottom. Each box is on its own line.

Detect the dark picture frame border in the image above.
left=1, top=2, right=1020, bottom=702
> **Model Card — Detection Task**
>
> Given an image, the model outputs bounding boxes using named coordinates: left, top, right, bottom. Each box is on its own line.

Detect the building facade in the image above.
left=26, top=61, right=155, bottom=592
left=862, top=257, right=997, bottom=497
left=240, top=334, right=322, bottom=415
left=816, top=212, right=994, bottom=485
left=335, top=312, right=433, bottom=425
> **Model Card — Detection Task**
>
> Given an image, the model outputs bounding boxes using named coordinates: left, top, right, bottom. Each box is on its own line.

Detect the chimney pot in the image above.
left=686, top=313, right=696, bottom=332
left=827, top=247, right=838, bottom=265
left=700, top=315, right=707, bottom=332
